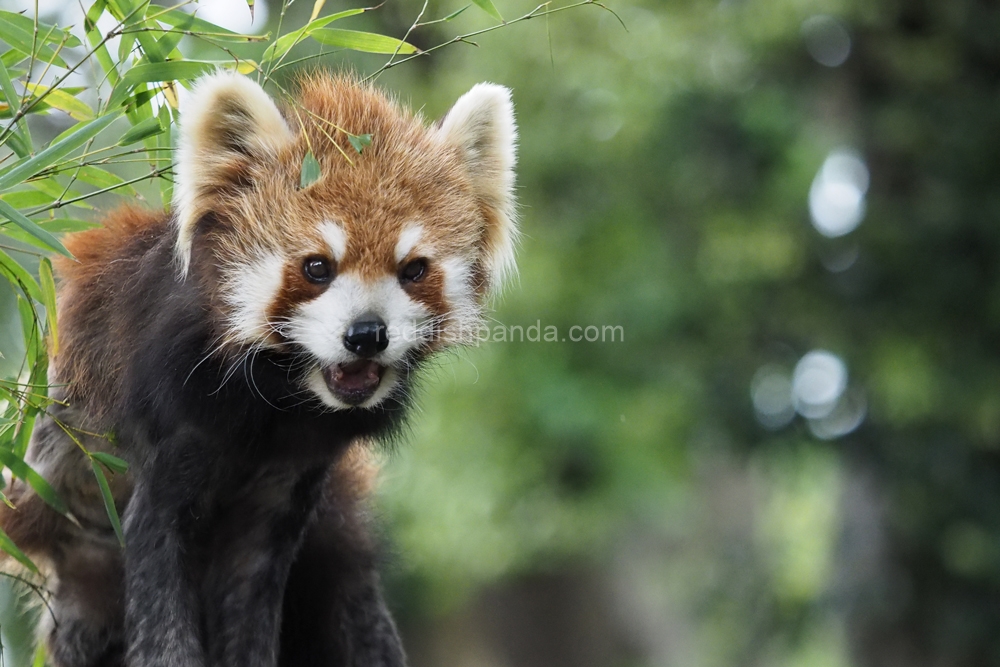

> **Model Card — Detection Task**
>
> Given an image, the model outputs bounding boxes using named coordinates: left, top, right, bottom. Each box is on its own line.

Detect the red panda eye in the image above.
left=303, top=256, right=333, bottom=283
left=400, top=258, right=427, bottom=284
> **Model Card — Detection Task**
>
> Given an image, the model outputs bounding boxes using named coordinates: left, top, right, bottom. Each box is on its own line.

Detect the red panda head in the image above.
left=172, top=72, right=517, bottom=409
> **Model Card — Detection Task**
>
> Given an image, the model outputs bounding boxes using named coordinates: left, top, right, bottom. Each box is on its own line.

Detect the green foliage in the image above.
left=299, top=149, right=321, bottom=188
left=90, top=459, right=124, bottom=546
left=470, top=0, right=503, bottom=23
left=347, top=132, right=372, bottom=154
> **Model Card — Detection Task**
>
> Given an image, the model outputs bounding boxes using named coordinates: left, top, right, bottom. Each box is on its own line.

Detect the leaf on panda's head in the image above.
left=300, top=150, right=321, bottom=188
left=348, top=133, right=372, bottom=154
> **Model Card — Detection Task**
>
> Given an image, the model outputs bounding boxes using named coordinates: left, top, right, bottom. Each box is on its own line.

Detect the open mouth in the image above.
left=322, top=360, right=386, bottom=406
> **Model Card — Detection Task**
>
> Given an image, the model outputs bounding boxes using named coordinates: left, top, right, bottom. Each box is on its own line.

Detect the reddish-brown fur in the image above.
left=0, top=72, right=516, bottom=667
left=54, top=208, right=171, bottom=418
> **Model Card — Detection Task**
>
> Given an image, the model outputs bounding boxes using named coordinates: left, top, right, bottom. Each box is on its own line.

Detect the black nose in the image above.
left=343, top=316, right=389, bottom=358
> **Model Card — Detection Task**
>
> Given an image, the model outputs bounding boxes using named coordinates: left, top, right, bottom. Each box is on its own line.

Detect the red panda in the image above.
left=0, top=71, right=517, bottom=667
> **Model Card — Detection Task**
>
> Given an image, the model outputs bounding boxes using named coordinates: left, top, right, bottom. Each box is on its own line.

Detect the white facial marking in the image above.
left=288, top=272, right=432, bottom=409
left=305, top=366, right=400, bottom=410
left=394, top=224, right=424, bottom=264
left=440, top=256, right=474, bottom=308
left=321, top=221, right=348, bottom=262
left=439, top=256, right=480, bottom=344
left=224, top=252, right=285, bottom=342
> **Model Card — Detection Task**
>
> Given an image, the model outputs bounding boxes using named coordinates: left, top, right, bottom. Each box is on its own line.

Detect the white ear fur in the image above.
left=173, top=71, right=295, bottom=275
left=436, top=83, right=518, bottom=293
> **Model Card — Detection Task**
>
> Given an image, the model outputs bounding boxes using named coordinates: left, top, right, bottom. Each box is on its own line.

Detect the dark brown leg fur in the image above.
left=1, top=411, right=404, bottom=667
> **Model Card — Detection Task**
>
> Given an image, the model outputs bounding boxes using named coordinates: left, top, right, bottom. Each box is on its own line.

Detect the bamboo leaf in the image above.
left=30, top=640, right=46, bottom=667
left=32, top=219, right=99, bottom=234
left=16, top=294, right=39, bottom=369
left=11, top=398, right=41, bottom=459
left=300, top=150, right=321, bottom=188
left=91, top=451, right=128, bottom=475
left=0, top=220, right=98, bottom=251
left=38, top=258, right=57, bottom=355
left=310, top=29, right=420, bottom=55
left=0, top=49, right=27, bottom=69
left=118, top=87, right=157, bottom=115
left=471, top=0, right=504, bottom=22
left=84, top=0, right=120, bottom=86
left=74, top=166, right=139, bottom=197
left=119, top=60, right=218, bottom=88
left=0, top=113, right=120, bottom=193
left=0, top=56, right=21, bottom=117
left=0, top=19, right=69, bottom=69
left=0, top=50, right=31, bottom=157
left=148, top=10, right=194, bottom=63
left=0, top=525, right=38, bottom=574
left=24, top=176, right=88, bottom=204
left=441, top=5, right=472, bottom=21
left=91, top=461, right=124, bottom=547
left=40, top=219, right=99, bottom=233
left=0, top=385, right=16, bottom=407
left=235, top=60, right=258, bottom=75
left=0, top=100, right=57, bottom=119
left=24, top=335, right=48, bottom=396
left=156, top=103, right=172, bottom=206
left=261, top=8, right=367, bottom=63
left=23, top=83, right=94, bottom=121
left=310, top=0, right=327, bottom=22
left=118, top=117, right=164, bottom=146
left=0, top=11, right=81, bottom=48
left=0, top=190, right=54, bottom=209
left=1, top=185, right=89, bottom=211
left=0, top=447, right=69, bottom=519
left=0, top=247, right=43, bottom=302
left=4, top=131, right=30, bottom=158
left=106, top=0, right=166, bottom=64
left=157, top=9, right=257, bottom=41
left=0, top=200, right=70, bottom=256
left=117, top=25, right=137, bottom=67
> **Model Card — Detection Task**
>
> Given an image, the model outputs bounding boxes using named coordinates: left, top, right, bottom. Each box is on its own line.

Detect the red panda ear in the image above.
left=436, top=83, right=519, bottom=295
left=173, top=72, right=295, bottom=275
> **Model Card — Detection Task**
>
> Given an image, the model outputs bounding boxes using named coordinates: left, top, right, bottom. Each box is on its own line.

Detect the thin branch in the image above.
left=33, top=146, right=175, bottom=179
left=379, top=0, right=428, bottom=77
left=118, top=26, right=269, bottom=42
left=366, top=0, right=611, bottom=81
left=268, top=48, right=346, bottom=75
left=0, top=244, right=47, bottom=258
left=260, top=0, right=292, bottom=85
left=20, top=0, right=41, bottom=111
left=23, top=167, right=172, bottom=215
left=0, top=571, right=55, bottom=624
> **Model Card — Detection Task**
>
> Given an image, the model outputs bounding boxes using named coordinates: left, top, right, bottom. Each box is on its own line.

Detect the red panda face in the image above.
left=172, top=73, right=517, bottom=409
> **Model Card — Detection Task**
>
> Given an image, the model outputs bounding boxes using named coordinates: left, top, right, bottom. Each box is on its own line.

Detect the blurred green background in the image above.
left=3, top=0, right=1000, bottom=665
